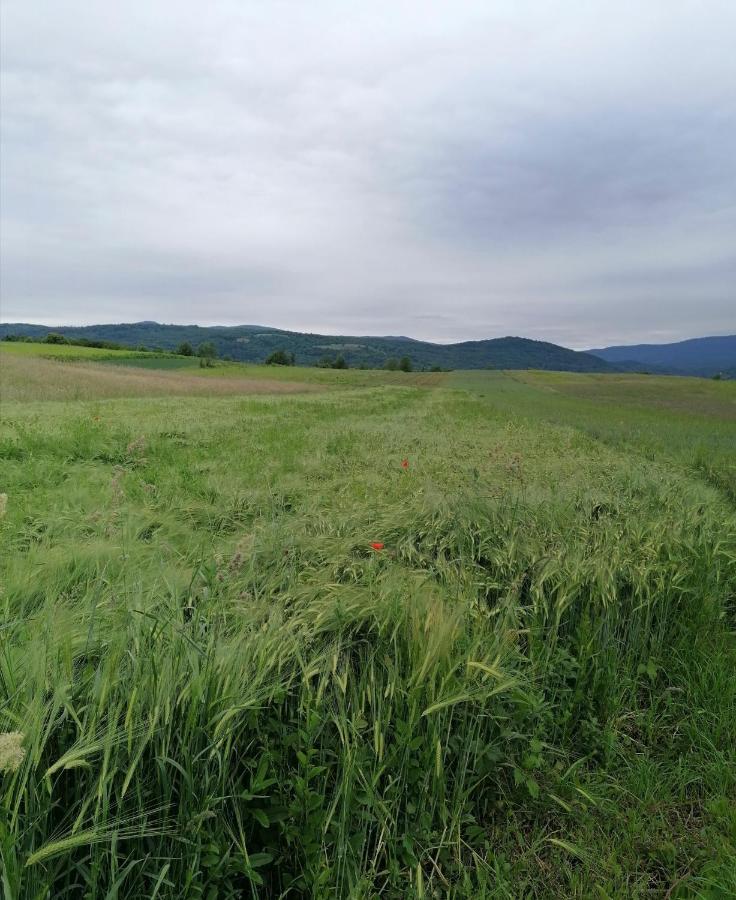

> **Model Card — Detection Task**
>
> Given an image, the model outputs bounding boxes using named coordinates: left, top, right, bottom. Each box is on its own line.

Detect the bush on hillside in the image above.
left=265, top=349, right=295, bottom=366
left=197, top=341, right=217, bottom=367
left=316, top=355, right=348, bottom=369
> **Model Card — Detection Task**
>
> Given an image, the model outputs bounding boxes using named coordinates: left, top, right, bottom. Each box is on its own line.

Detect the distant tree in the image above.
left=383, top=357, right=399, bottom=371
left=315, top=355, right=348, bottom=369
left=399, top=356, right=413, bottom=372
left=712, top=372, right=722, bottom=380
left=430, top=364, right=442, bottom=372
left=137, top=345, right=149, bottom=353
left=197, top=341, right=217, bottom=367
left=177, top=341, right=194, bottom=356
left=265, top=349, right=295, bottom=366
left=44, top=332, right=68, bottom=345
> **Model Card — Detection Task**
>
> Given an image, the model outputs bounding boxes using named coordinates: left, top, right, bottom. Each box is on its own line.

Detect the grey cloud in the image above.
left=1, top=0, right=735, bottom=345
left=401, top=108, right=736, bottom=243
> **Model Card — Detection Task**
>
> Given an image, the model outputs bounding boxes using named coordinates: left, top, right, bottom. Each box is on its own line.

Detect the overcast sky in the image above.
left=1, top=1, right=734, bottom=348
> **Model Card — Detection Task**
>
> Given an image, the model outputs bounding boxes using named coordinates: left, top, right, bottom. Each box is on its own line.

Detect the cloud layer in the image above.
left=1, top=0, right=734, bottom=346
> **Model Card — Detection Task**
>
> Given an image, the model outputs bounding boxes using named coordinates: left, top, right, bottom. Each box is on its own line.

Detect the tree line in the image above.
left=3, top=332, right=438, bottom=372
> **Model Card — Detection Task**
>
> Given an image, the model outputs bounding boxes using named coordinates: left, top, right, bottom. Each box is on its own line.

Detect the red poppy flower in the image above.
left=370, top=542, right=384, bottom=551
left=401, top=458, right=409, bottom=469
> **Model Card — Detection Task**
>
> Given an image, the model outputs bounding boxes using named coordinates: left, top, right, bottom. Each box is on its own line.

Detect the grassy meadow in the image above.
left=0, top=342, right=170, bottom=362
left=1, top=345, right=735, bottom=898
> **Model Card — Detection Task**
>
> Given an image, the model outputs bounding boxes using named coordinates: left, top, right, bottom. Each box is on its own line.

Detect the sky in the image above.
left=1, top=1, right=734, bottom=349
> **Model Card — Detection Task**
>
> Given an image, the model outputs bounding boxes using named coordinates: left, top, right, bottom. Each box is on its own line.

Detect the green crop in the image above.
left=1, top=350, right=735, bottom=897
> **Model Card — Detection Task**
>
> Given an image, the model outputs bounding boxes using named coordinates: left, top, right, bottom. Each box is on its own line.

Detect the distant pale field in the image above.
left=0, top=343, right=447, bottom=401
left=1, top=342, right=735, bottom=897
left=0, top=351, right=323, bottom=402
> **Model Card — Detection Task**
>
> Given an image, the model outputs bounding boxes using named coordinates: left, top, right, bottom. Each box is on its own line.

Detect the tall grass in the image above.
left=1, top=377, right=735, bottom=896
left=451, top=370, right=736, bottom=504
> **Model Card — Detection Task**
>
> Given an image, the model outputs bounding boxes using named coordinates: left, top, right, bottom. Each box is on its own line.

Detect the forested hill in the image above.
left=0, top=321, right=615, bottom=371
left=588, top=334, right=736, bottom=377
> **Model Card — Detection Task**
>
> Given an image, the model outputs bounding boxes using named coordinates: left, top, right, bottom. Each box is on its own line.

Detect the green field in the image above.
left=0, top=342, right=168, bottom=361
left=1, top=346, right=735, bottom=897
left=99, top=357, right=203, bottom=370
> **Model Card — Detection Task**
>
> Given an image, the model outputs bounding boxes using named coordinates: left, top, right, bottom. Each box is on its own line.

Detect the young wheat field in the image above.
left=1, top=345, right=735, bottom=898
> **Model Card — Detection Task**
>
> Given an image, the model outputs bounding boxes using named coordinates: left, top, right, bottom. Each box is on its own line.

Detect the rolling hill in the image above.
left=588, top=334, right=736, bottom=377
left=0, top=321, right=616, bottom=372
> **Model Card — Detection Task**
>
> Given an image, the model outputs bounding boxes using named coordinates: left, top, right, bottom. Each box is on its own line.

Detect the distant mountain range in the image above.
left=588, top=334, right=736, bottom=378
left=2, top=322, right=733, bottom=376
left=0, top=322, right=615, bottom=372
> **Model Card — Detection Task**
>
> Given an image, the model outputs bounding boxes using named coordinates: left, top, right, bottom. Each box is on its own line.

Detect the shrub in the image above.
left=197, top=341, right=217, bottom=367
left=316, top=355, right=347, bottom=369
left=265, top=349, right=295, bottom=366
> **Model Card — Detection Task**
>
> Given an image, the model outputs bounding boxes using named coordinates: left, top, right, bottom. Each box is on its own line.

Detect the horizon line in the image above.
left=0, top=318, right=733, bottom=353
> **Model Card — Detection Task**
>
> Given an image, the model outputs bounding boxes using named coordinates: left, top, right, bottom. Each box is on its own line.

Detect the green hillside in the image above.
left=0, top=321, right=616, bottom=372
left=589, top=334, right=736, bottom=377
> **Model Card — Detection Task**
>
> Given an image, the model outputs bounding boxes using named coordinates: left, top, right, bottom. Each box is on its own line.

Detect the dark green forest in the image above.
left=0, top=322, right=616, bottom=372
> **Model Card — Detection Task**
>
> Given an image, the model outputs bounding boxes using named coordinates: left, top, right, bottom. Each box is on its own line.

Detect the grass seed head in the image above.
left=0, top=731, right=25, bottom=773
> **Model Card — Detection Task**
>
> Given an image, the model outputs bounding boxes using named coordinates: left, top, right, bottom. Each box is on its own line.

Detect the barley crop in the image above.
left=1, top=352, right=734, bottom=897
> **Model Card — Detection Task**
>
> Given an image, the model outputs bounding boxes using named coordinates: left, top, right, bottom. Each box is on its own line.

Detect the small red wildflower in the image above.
left=370, top=542, right=384, bottom=551
left=401, top=458, right=409, bottom=469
